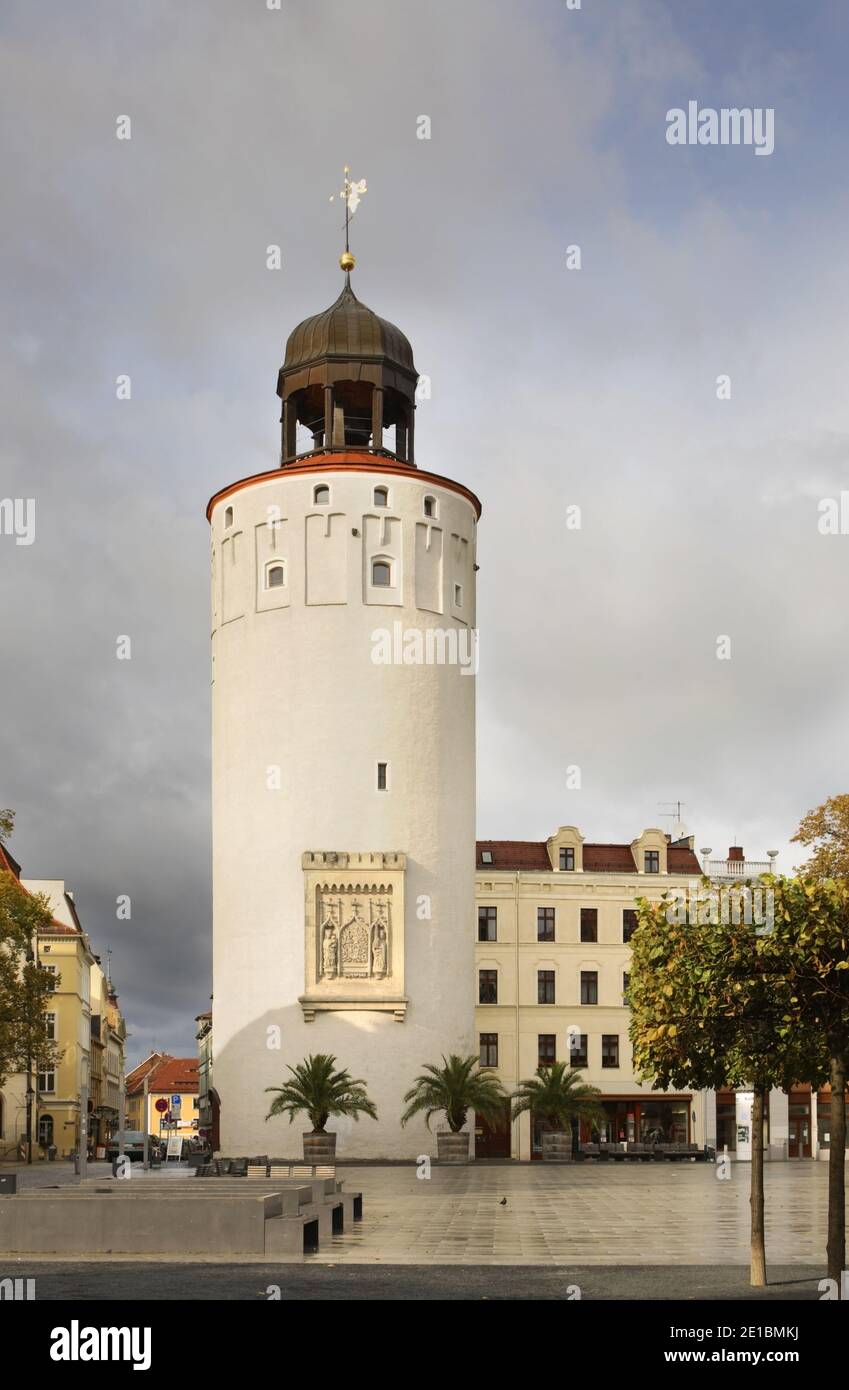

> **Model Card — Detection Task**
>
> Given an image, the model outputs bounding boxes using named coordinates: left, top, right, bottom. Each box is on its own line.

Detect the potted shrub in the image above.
left=511, top=1061, right=603, bottom=1161
left=401, top=1054, right=508, bottom=1163
left=265, top=1053, right=377, bottom=1162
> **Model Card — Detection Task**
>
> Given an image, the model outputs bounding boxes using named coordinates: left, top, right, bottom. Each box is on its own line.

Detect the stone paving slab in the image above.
left=6, top=1158, right=839, bottom=1268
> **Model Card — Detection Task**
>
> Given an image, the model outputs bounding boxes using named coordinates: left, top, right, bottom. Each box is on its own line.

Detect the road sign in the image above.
left=171, top=1095, right=181, bottom=1109
left=155, top=1098, right=168, bottom=1114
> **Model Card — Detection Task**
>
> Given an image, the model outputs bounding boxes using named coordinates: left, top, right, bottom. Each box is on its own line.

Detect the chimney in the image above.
left=727, top=846, right=744, bottom=862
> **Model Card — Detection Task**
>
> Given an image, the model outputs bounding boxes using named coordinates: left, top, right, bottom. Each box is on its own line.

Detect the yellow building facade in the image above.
left=474, top=826, right=714, bottom=1161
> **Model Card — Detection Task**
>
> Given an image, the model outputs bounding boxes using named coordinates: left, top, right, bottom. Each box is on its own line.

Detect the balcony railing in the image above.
left=704, top=859, right=772, bottom=878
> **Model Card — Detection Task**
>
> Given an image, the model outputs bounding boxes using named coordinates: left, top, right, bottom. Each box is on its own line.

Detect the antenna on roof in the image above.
left=659, top=800, right=688, bottom=839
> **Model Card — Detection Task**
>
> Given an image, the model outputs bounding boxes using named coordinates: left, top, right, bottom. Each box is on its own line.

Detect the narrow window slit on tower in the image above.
left=376, top=762, right=388, bottom=791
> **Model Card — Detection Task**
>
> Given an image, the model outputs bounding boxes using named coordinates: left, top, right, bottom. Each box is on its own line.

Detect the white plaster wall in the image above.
left=210, top=467, right=477, bottom=1157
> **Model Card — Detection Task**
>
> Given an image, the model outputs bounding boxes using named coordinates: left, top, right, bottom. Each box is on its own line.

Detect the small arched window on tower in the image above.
left=372, top=557, right=393, bottom=588
left=423, top=495, right=437, bottom=519
left=374, top=486, right=389, bottom=508
left=454, top=582, right=463, bottom=607
left=313, top=484, right=330, bottom=505
left=224, top=506, right=233, bottom=528
left=265, top=562, right=286, bottom=590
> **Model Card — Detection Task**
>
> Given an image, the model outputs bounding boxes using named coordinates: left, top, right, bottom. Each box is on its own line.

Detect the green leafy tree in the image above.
left=0, top=869, right=63, bottom=1095
left=511, top=1060, right=604, bottom=1136
left=767, top=876, right=849, bottom=1287
left=401, top=1054, right=507, bottom=1133
left=628, top=885, right=817, bottom=1288
left=792, top=794, right=849, bottom=879
left=0, top=809, right=14, bottom=843
left=265, top=1053, right=377, bottom=1133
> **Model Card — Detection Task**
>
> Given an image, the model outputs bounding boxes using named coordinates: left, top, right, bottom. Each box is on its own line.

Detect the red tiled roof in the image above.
left=0, top=843, right=21, bottom=879
left=476, top=840, right=702, bottom=875
left=667, top=846, right=702, bottom=875
left=127, top=1053, right=198, bottom=1096
left=477, top=840, right=550, bottom=870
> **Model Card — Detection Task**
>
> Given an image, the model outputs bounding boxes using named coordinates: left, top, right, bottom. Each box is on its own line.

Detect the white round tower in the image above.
left=209, top=269, right=480, bottom=1157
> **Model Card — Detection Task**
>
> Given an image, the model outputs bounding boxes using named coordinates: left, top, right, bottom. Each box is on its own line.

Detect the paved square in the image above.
left=316, top=1162, right=832, bottom=1266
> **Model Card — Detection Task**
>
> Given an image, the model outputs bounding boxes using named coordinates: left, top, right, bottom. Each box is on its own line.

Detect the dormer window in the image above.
left=374, top=486, right=389, bottom=507
left=423, top=495, right=437, bottom=519
left=559, top=847, right=575, bottom=871
left=481, top=850, right=493, bottom=865
left=372, top=558, right=392, bottom=587
left=224, top=506, right=233, bottom=528
left=313, top=484, right=330, bottom=505
left=645, top=850, right=660, bottom=873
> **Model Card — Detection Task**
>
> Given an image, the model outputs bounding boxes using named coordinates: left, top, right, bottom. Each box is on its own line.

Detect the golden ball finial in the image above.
left=340, top=251, right=356, bottom=273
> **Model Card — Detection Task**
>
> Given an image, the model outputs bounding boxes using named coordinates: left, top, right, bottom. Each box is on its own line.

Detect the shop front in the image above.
left=529, top=1095, right=692, bottom=1155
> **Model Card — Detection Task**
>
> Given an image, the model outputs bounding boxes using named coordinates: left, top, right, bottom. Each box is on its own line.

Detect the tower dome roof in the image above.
left=283, top=281, right=416, bottom=377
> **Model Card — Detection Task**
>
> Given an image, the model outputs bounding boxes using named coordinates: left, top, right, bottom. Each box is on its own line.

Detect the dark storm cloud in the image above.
left=1, top=0, right=848, bottom=1057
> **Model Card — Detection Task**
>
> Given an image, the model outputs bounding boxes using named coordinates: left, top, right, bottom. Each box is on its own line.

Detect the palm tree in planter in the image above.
left=511, top=1061, right=604, bottom=1162
left=401, top=1054, right=508, bottom=1163
left=265, top=1053, right=377, bottom=1163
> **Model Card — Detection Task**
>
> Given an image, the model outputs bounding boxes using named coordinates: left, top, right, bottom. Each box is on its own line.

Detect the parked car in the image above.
left=104, top=1131, right=160, bottom=1163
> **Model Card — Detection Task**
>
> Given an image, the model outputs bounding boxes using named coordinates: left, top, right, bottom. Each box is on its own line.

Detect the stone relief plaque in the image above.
left=300, top=851, right=407, bottom=1020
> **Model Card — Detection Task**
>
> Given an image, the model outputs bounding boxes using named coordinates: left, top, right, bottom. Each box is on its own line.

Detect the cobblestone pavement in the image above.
left=8, top=1158, right=836, bottom=1267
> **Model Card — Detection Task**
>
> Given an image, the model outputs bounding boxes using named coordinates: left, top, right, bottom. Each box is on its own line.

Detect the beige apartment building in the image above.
left=474, top=825, right=712, bottom=1161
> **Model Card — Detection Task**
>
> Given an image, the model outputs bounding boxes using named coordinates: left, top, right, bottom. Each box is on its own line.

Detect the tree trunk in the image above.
left=750, top=1087, right=767, bottom=1287
left=827, top=1053, right=846, bottom=1291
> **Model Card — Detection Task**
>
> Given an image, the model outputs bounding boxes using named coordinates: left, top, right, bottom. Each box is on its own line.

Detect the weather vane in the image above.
left=329, top=166, right=367, bottom=276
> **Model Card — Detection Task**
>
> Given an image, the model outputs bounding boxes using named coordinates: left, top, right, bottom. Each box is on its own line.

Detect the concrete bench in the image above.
left=0, top=1190, right=318, bottom=1256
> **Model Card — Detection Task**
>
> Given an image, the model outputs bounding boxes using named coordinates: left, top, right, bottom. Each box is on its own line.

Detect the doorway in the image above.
left=475, top=1101, right=511, bottom=1159
left=788, top=1103, right=811, bottom=1158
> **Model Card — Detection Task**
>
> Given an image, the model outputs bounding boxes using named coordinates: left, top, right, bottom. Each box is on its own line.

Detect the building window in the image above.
left=376, top=762, right=388, bottom=791
left=479, top=1033, right=498, bottom=1067
left=569, top=1033, right=588, bottom=1068
left=265, top=562, right=286, bottom=589
left=644, top=850, right=660, bottom=873
left=479, top=969, right=498, bottom=1005
left=538, top=1034, right=556, bottom=1067
left=423, top=495, right=437, bottom=518
left=537, top=907, right=555, bottom=942
left=45, top=1012, right=56, bottom=1041
left=537, top=970, right=555, bottom=1005
left=559, top=847, right=575, bottom=871
left=224, top=506, right=233, bottom=528
left=313, top=484, right=330, bottom=505
left=374, top=486, right=389, bottom=507
left=372, top=558, right=392, bottom=587
left=38, top=1070, right=55, bottom=1093
left=602, top=1035, right=620, bottom=1068
left=480, top=850, right=493, bottom=865
left=454, top=583, right=463, bottom=606
left=580, top=908, right=598, bottom=943
left=580, top=971, right=598, bottom=1005
left=623, top=909, right=638, bottom=943
left=42, top=964, right=58, bottom=991
left=478, top=906, right=497, bottom=942
left=38, top=1115, right=53, bottom=1147
left=623, top=971, right=631, bottom=1004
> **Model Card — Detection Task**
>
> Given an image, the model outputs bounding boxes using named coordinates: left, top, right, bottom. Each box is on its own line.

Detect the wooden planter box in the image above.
left=303, top=1132, right=337, bottom=1164
left=541, top=1131, right=572, bottom=1162
left=437, top=1131, right=470, bottom=1164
